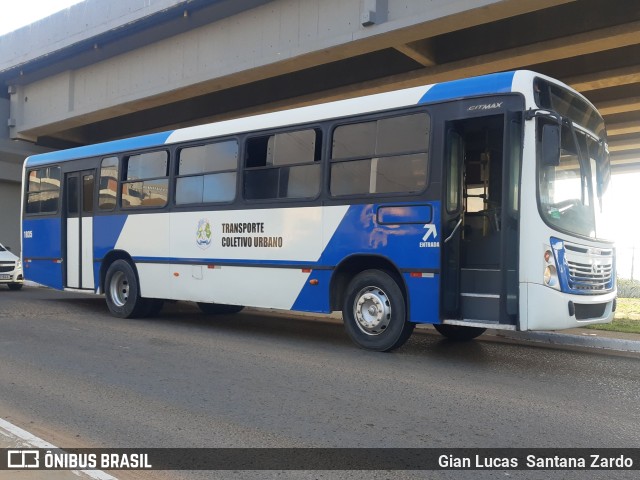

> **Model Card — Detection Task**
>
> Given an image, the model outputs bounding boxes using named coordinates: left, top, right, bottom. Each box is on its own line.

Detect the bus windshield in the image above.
left=535, top=79, right=611, bottom=240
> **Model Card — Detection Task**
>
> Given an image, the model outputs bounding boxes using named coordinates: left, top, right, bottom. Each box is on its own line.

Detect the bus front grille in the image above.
left=563, top=242, right=613, bottom=292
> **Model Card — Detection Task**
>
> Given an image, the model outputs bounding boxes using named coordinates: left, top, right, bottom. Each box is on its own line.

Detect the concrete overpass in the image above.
left=1, top=0, right=639, bottom=249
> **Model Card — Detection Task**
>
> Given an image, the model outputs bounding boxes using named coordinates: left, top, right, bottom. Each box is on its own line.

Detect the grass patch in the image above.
left=584, top=297, right=640, bottom=334
left=613, top=297, right=640, bottom=320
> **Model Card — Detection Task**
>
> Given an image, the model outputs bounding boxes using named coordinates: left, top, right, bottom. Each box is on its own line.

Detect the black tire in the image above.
left=104, top=259, right=147, bottom=318
left=197, top=303, right=244, bottom=315
left=433, top=324, right=486, bottom=341
left=342, top=270, right=414, bottom=352
left=8, top=283, right=23, bottom=291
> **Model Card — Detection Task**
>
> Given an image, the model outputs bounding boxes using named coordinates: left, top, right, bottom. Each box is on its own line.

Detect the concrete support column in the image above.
left=8, top=84, right=30, bottom=142
left=0, top=97, right=9, bottom=140
left=0, top=181, right=21, bottom=252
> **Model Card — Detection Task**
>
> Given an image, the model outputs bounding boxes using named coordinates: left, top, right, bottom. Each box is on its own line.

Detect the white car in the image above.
left=0, top=242, right=23, bottom=290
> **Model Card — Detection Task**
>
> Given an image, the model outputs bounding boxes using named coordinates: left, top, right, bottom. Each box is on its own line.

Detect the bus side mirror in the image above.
left=541, top=124, right=560, bottom=167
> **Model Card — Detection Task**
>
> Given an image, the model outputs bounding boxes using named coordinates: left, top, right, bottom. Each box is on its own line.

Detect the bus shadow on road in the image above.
left=38, top=293, right=499, bottom=363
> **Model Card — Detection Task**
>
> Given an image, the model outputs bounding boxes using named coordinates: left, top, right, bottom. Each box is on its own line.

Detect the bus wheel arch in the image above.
left=100, top=250, right=135, bottom=294
left=330, top=255, right=407, bottom=312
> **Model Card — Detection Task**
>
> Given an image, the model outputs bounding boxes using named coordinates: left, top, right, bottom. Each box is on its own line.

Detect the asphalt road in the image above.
left=1, top=286, right=639, bottom=480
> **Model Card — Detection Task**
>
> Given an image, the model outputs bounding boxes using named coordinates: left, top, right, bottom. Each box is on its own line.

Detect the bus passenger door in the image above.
left=441, top=128, right=464, bottom=318
left=64, top=170, right=95, bottom=290
left=440, top=110, right=519, bottom=328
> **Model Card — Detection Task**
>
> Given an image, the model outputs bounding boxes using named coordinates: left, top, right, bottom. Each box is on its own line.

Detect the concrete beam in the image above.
left=412, top=18, right=640, bottom=85
left=566, top=65, right=640, bottom=92
left=0, top=0, right=187, bottom=73
left=394, top=41, right=436, bottom=67
left=608, top=137, right=640, bottom=152
left=245, top=16, right=640, bottom=113
left=0, top=158, right=23, bottom=182
left=597, top=96, right=640, bottom=116
left=607, top=121, right=640, bottom=137
left=610, top=151, right=640, bottom=173
left=7, top=0, right=577, bottom=142
left=0, top=139, right=50, bottom=157
left=611, top=151, right=640, bottom=163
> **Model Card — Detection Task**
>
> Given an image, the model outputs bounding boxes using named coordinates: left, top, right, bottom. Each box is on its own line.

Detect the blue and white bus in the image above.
left=21, top=70, right=615, bottom=351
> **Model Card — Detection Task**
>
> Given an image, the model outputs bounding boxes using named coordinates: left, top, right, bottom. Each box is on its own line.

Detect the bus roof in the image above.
left=26, top=70, right=536, bottom=167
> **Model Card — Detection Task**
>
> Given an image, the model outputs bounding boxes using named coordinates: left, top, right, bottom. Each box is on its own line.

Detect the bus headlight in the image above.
left=543, top=247, right=560, bottom=290
left=544, top=265, right=558, bottom=286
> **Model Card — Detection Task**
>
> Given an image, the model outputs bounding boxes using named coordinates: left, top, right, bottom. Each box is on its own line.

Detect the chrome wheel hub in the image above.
left=109, top=271, right=129, bottom=307
left=353, top=286, right=391, bottom=336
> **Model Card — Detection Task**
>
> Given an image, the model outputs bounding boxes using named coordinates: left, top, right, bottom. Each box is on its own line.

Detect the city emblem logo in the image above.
left=196, top=218, right=212, bottom=250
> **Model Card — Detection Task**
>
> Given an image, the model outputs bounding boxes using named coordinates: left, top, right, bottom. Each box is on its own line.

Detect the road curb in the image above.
left=254, top=309, right=640, bottom=354
left=489, top=329, right=640, bottom=353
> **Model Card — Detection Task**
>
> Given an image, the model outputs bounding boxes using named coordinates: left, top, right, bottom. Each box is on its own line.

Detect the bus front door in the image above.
left=64, top=170, right=95, bottom=290
left=441, top=128, right=464, bottom=318
left=440, top=111, right=519, bottom=328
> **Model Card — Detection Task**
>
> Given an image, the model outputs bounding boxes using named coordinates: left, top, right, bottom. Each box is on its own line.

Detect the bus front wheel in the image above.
left=433, top=324, right=486, bottom=341
left=342, top=270, right=414, bottom=352
left=105, top=259, right=147, bottom=318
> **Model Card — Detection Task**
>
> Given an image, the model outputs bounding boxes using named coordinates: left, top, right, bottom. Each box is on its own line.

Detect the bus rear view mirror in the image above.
left=541, top=124, right=560, bottom=167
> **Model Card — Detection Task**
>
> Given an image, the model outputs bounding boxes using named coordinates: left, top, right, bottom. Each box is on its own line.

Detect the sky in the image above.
left=1, top=0, right=640, bottom=278
left=0, top=0, right=84, bottom=35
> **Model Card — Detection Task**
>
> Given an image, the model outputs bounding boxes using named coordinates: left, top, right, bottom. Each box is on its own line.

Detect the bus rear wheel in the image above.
left=342, top=270, right=414, bottom=352
left=105, top=259, right=147, bottom=318
left=433, top=324, right=486, bottom=341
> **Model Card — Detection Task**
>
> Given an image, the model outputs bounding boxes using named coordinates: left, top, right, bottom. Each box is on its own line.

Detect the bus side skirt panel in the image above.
left=403, top=273, right=440, bottom=324
left=22, top=217, right=64, bottom=290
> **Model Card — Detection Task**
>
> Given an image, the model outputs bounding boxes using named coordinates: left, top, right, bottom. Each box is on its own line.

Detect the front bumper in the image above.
left=523, top=282, right=615, bottom=331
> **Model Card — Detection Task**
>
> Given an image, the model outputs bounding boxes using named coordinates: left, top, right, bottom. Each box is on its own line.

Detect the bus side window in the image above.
left=98, top=157, right=119, bottom=211
left=121, top=151, right=169, bottom=209
left=25, top=166, right=61, bottom=215
left=244, top=128, right=322, bottom=200
left=330, top=112, right=430, bottom=197
left=176, top=140, right=238, bottom=205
